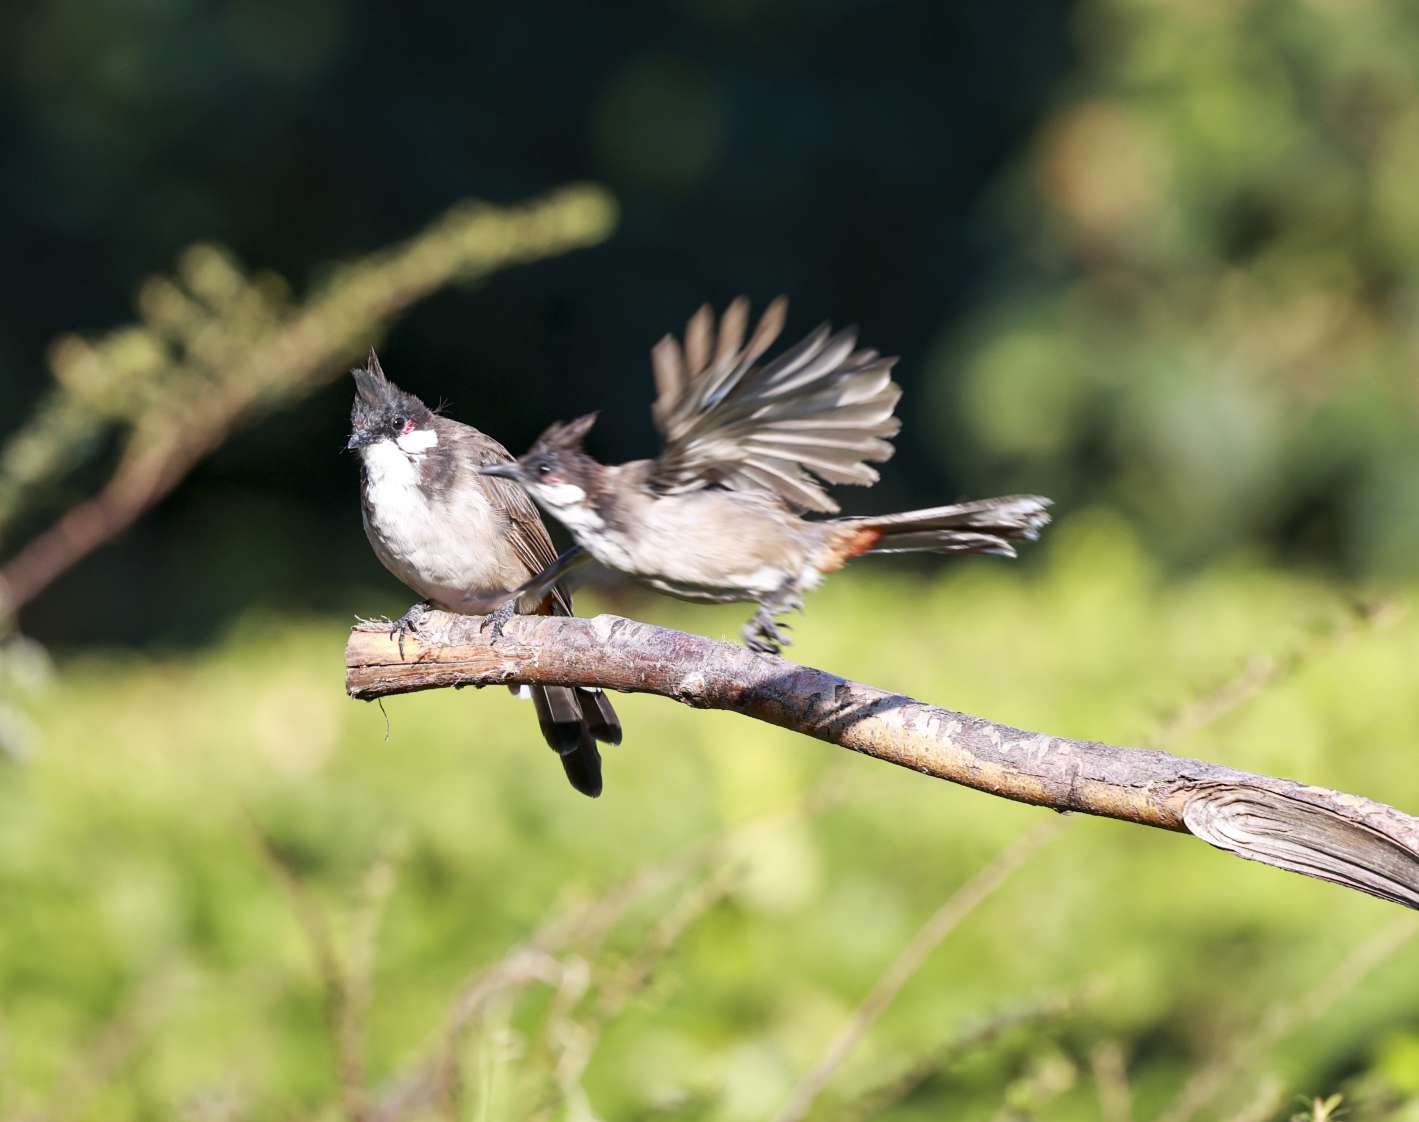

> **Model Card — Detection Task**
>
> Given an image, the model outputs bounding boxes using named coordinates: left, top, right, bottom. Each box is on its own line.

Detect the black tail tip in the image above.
left=559, top=743, right=604, bottom=798
left=578, top=687, right=623, bottom=746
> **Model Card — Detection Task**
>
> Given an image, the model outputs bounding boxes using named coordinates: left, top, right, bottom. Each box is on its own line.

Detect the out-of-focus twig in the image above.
left=991, top=1048, right=1079, bottom=1121
left=0, top=184, right=616, bottom=617
left=373, top=843, right=718, bottom=1122
left=593, top=858, right=742, bottom=1025
left=374, top=790, right=850, bottom=1122
left=531, top=860, right=744, bottom=1122
left=1154, top=598, right=1407, bottom=744
left=771, top=818, right=1066, bottom=1122
left=38, top=964, right=184, bottom=1122
left=837, top=990, right=1085, bottom=1122
left=1156, top=917, right=1419, bottom=1122
left=247, top=820, right=412, bottom=1122
left=345, top=832, right=408, bottom=1108
left=1089, top=1040, right=1133, bottom=1122
left=1224, top=1077, right=1286, bottom=1122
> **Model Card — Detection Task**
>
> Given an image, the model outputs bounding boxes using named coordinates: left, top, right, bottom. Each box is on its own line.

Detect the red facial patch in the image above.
left=400, top=418, right=417, bottom=436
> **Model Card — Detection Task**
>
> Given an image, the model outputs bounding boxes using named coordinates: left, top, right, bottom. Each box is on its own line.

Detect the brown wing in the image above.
left=456, top=424, right=575, bottom=617
left=648, top=296, right=902, bottom=513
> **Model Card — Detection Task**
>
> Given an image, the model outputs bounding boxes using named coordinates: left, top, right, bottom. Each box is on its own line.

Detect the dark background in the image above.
left=7, top=0, right=1419, bottom=647
left=1, top=0, right=1073, bottom=643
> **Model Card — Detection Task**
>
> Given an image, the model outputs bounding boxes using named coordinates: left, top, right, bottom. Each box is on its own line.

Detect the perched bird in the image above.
left=346, top=349, right=620, bottom=797
left=480, top=298, right=1051, bottom=653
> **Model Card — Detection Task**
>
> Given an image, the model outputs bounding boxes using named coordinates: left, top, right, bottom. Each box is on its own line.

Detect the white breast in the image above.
left=362, top=438, right=421, bottom=506
left=360, top=438, right=518, bottom=610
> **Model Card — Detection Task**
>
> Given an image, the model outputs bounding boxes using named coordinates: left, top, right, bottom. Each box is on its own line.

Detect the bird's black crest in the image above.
left=348, top=348, right=433, bottom=444
left=528, top=413, right=599, bottom=456
left=353, top=347, right=398, bottom=407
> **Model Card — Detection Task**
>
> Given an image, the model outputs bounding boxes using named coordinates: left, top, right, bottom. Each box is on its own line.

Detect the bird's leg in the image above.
left=388, top=601, right=431, bottom=660
left=744, top=601, right=793, bottom=655
left=743, top=608, right=790, bottom=655
left=468, top=549, right=589, bottom=647
left=479, top=599, right=518, bottom=644
left=742, top=582, right=805, bottom=655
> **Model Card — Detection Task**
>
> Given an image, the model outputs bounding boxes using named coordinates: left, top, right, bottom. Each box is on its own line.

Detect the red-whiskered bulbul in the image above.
left=479, top=298, right=1052, bottom=653
left=346, top=350, right=620, bottom=797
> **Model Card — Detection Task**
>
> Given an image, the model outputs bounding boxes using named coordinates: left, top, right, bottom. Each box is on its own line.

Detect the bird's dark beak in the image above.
left=477, top=462, right=521, bottom=480
left=345, top=431, right=370, bottom=452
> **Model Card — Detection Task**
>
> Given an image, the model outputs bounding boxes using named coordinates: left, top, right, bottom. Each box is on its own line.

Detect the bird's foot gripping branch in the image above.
left=345, top=610, right=1419, bottom=911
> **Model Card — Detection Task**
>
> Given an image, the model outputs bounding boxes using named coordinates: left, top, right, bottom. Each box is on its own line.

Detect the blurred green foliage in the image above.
left=2, top=520, right=1417, bottom=1120
left=942, top=0, right=1419, bottom=576
left=2, top=1, right=1418, bottom=1117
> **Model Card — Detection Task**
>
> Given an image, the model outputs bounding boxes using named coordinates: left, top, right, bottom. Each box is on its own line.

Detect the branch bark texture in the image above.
left=345, top=611, right=1419, bottom=911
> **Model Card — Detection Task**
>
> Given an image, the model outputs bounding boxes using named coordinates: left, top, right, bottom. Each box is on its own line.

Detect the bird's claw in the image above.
left=389, top=602, right=430, bottom=660
left=743, top=611, right=792, bottom=656
left=479, top=601, right=517, bottom=644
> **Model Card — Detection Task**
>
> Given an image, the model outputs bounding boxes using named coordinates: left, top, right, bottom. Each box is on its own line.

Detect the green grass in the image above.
left=3, top=510, right=1419, bottom=1121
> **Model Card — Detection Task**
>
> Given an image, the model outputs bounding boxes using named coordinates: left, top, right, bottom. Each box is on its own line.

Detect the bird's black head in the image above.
left=346, top=349, right=436, bottom=453
left=479, top=414, right=603, bottom=512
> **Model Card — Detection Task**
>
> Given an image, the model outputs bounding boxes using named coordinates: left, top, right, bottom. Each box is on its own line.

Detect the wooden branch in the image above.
left=345, top=611, right=1419, bottom=911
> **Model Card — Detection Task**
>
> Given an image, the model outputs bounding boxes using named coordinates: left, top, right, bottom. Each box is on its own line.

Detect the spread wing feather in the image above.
left=649, top=297, right=902, bottom=513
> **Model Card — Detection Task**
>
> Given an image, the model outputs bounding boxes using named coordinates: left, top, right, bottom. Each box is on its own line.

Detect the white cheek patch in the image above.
left=553, top=503, right=606, bottom=538
left=540, top=481, right=586, bottom=505
left=396, top=428, right=439, bottom=455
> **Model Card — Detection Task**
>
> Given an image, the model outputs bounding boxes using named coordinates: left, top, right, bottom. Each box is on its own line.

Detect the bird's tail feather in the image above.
left=531, top=685, right=606, bottom=798
left=577, top=687, right=622, bottom=746
left=556, top=730, right=605, bottom=798
left=833, top=495, right=1052, bottom=560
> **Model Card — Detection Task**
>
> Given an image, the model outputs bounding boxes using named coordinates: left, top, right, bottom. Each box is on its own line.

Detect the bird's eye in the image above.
left=389, top=415, right=406, bottom=433
left=536, top=462, right=552, bottom=476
